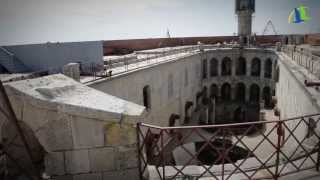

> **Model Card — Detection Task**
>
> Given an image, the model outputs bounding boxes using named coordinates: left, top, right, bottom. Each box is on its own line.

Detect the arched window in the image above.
left=284, top=36, right=289, bottom=45
left=210, top=58, right=218, bottom=77
left=249, top=84, right=260, bottom=103
left=251, top=58, right=261, bottom=77
left=234, top=106, right=246, bottom=122
left=169, top=114, right=180, bottom=127
left=202, top=59, right=207, bottom=79
left=221, top=57, right=232, bottom=76
left=202, top=86, right=208, bottom=98
left=143, top=85, right=151, bottom=109
left=263, top=87, right=271, bottom=108
left=264, top=58, right=272, bottom=78
left=196, top=91, right=202, bottom=105
left=235, top=83, right=246, bottom=102
left=236, top=57, right=246, bottom=75
left=221, top=83, right=231, bottom=101
left=210, top=84, right=218, bottom=99
left=243, top=36, right=248, bottom=45
left=184, top=101, right=194, bottom=124
left=275, top=66, right=280, bottom=82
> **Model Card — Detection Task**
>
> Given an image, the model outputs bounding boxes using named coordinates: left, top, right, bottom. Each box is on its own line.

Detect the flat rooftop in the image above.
left=82, top=44, right=268, bottom=84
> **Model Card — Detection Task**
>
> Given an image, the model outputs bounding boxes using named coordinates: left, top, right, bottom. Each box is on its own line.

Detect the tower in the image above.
left=235, top=0, right=255, bottom=37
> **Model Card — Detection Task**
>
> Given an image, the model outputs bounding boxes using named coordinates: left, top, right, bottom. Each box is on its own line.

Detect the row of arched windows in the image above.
left=210, top=83, right=272, bottom=107
left=205, top=57, right=273, bottom=79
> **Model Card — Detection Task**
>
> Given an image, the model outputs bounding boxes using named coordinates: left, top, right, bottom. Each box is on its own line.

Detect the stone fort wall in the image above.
left=89, top=48, right=278, bottom=127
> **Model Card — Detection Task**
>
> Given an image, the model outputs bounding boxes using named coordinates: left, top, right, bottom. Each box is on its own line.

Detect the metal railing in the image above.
left=137, top=114, right=320, bottom=180
left=84, top=44, right=244, bottom=84
left=83, top=47, right=201, bottom=83
left=282, top=46, right=320, bottom=79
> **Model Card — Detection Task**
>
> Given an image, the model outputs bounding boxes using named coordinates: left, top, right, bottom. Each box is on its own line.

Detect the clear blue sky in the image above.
left=0, top=0, right=319, bottom=45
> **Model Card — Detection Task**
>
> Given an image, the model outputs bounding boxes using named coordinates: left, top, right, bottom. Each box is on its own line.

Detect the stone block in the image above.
left=103, top=169, right=139, bottom=180
left=65, top=149, right=90, bottom=174
left=51, top=175, right=73, bottom=180
left=104, top=122, right=136, bottom=146
left=35, top=115, right=73, bottom=151
left=7, top=94, right=23, bottom=120
left=23, top=104, right=51, bottom=131
left=70, top=116, right=104, bottom=149
left=117, top=146, right=138, bottom=169
left=89, top=147, right=115, bottom=172
left=63, top=63, right=80, bottom=81
left=45, top=152, right=65, bottom=176
left=73, top=173, right=102, bottom=180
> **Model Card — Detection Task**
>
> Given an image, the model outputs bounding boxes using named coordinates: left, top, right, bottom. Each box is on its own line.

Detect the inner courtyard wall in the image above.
left=276, top=50, right=320, bottom=156
left=88, top=53, right=203, bottom=126
left=89, top=48, right=278, bottom=126
left=277, top=51, right=320, bottom=119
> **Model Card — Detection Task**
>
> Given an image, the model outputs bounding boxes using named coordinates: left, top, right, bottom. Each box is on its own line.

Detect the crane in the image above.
left=262, top=20, right=278, bottom=35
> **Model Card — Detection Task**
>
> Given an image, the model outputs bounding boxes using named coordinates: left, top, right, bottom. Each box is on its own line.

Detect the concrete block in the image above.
left=70, top=116, right=104, bottom=149
left=65, top=149, right=90, bottom=174
left=103, top=169, right=139, bottom=180
left=35, top=116, right=73, bottom=151
left=104, top=122, right=136, bottom=146
left=45, top=152, right=65, bottom=176
left=73, top=173, right=103, bottom=180
left=89, top=147, right=115, bottom=172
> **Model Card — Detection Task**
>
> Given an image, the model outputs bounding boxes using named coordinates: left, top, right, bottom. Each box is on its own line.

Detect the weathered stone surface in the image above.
left=117, top=146, right=138, bottom=169
left=73, top=173, right=102, bottom=180
left=103, top=169, right=139, bottom=180
left=23, top=104, right=49, bottom=131
left=65, top=149, right=90, bottom=174
left=5, top=74, right=145, bottom=121
left=7, top=94, right=23, bottom=120
left=70, top=116, right=104, bottom=149
left=63, top=63, right=80, bottom=82
left=51, top=175, right=73, bottom=180
left=104, top=122, right=136, bottom=146
left=89, top=147, right=115, bottom=172
left=35, top=115, right=73, bottom=151
left=45, top=152, right=65, bottom=176
left=89, top=49, right=277, bottom=127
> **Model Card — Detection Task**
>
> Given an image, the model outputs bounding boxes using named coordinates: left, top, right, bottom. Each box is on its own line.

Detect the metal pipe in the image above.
left=275, top=120, right=283, bottom=180
left=139, top=113, right=320, bottom=130
left=317, top=141, right=320, bottom=172
left=160, top=129, right=165, bottom=180
left=305, top=80, right=320, bottom=87
left=136, top=123, right=143, bottom=180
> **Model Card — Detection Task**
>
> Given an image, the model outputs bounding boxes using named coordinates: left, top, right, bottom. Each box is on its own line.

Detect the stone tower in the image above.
left=235, top=0, right=255, bottom=37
